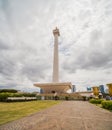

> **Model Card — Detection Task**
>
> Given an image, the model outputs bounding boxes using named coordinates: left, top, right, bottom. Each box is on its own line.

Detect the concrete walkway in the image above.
left=0, top=101, right=112, bottom=130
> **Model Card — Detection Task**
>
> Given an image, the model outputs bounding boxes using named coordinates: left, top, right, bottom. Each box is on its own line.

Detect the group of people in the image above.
left=105, top=95, right=112, bottom=100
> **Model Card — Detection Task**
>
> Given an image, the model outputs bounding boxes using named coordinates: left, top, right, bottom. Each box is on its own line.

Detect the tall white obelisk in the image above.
left=34, top=27, right=72, bottom=93
left=53, top=27, right=60, bottom=82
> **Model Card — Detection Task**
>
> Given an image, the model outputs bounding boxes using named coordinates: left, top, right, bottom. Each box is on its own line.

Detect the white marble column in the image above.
left=52, top=27, right=60, bottom=82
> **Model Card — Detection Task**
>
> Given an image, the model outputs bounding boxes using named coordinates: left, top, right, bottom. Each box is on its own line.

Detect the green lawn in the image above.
left=0, top=100, right=61, bottom=125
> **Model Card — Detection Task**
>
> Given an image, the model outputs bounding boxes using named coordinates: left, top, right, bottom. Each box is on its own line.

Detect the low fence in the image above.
left=7, top=97, right=37, bottom=102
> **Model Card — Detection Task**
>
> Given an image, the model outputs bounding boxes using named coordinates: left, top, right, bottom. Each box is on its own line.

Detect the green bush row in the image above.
left=101, top=101, right=112, bottom=110
left=0, top=92, right=36, bottom=101
left=89, top=99, right=104, bottom=104
left=0, top=89, right=18, bottom=93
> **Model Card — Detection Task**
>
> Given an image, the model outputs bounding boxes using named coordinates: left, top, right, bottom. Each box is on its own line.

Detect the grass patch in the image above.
left=0, top=100, right=61, bottom=125
left=96, top=104, right=102, bottom=107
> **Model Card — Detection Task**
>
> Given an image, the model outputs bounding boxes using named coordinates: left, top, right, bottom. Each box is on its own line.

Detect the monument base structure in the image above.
left=34, top=82, right=72, bottom=94
left=34, top=28, right=73, bottom=94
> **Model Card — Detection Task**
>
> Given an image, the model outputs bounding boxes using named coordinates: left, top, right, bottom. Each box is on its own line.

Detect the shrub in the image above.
left=89, top=99, right=103, bottom=104
left=13, top=93, right=23, bottom=97
left=36, top=95, right=41, bottom=100
left=0, top=89, right=18, bottom=93
left=22, top=93, right=36, bottom=97
left=0, top=93, right=10, bottom=101
left=101, top=101, right=112, bottom=110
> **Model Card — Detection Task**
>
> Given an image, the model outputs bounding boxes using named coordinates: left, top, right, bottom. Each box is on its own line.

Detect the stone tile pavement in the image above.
left=0, top=101, right=112, bottom=130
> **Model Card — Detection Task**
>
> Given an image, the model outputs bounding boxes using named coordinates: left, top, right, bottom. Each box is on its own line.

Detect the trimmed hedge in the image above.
left=0, top=93, right=10, bottom=101
left=0, top=92, right=36, bottom=102
left=0, top=89, right=18, bottom=93
left=89, top=99, right=104, bottom=104
left=101, top=101, right=112, bottom=110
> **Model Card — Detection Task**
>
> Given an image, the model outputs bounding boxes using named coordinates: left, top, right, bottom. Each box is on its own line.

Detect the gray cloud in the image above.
left=0, top=39, right=10, bottom=50
left=63, top=28, right=112, bottom=72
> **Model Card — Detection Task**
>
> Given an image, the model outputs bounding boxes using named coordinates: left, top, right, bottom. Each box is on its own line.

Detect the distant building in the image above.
left=40, top=88, right=44, bottom=94
left=72, top=85, right=76, bottom=93
left=105, top=88, right=109, bottom=94
left=99, top=85, right=105, bottom=93
left=87, top=87, right=92, bottom=91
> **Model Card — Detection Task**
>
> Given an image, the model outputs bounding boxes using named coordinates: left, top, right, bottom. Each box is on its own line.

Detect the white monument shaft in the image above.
left=53, top=27, right=60, bottom=82
left=34, top=27, right=72, bottom=94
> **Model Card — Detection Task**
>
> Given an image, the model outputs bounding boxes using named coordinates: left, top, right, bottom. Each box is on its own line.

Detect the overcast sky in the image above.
left=0, top=0, right=112, bottom=92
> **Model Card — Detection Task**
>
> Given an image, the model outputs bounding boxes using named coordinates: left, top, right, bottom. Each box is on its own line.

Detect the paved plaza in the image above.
left=0, top=101, right=112, bottom=130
